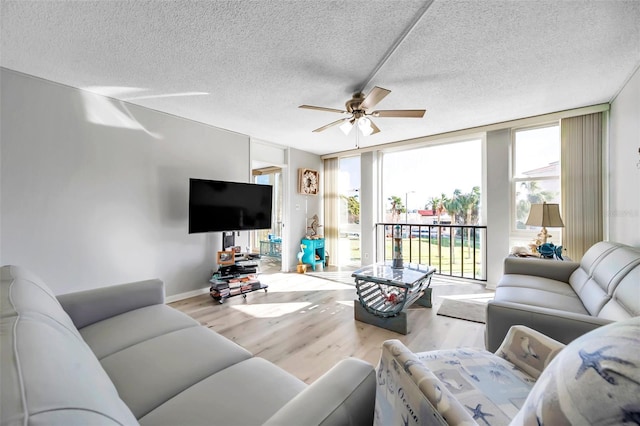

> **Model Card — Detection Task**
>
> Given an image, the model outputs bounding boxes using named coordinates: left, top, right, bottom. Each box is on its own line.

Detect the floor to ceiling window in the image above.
left=337, top=156, right=361, bottom=268
left=381, top=139, right=483, bottom=278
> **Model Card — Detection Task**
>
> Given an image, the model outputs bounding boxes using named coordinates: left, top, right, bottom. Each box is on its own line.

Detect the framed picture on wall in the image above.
left=299, top=168, right=319, bottom=195
left=217, top=251, right=235, bottom=265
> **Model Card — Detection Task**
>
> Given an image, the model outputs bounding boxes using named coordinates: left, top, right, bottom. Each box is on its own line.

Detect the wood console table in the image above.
left=352, top=262, right=436, bottom=334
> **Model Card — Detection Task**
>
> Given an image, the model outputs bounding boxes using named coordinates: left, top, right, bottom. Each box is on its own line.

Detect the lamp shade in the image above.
left=525, top=202, right=565, bottom=228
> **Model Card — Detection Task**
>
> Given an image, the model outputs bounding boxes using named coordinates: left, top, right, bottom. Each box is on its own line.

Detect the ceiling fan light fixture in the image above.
left=339, top=119, right=354, bottom=135
left=358, top=117, right=374, bottom=136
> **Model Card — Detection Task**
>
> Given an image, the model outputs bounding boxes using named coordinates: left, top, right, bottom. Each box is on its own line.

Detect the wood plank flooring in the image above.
left=169, top=271, right=493, bottom=384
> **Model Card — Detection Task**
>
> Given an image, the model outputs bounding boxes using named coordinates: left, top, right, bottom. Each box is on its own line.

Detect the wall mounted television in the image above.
left=188, top=178, right=273, bottom=233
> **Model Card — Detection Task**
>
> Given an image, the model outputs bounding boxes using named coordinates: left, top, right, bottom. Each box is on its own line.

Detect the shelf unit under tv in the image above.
left=209, top=256, right=267, bottom=304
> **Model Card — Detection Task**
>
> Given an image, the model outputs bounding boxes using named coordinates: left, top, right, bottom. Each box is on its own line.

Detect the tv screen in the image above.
left=188, top=178, right=273, bottom=233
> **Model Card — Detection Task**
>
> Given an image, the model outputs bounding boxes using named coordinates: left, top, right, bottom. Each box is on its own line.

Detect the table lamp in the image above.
left=525, top=202, right=564, bottom=244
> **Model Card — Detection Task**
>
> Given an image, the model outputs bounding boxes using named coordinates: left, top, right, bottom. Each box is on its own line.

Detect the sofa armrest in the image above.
left=485, top=300, right=613, bottom=352
left=263, top=358, right=376, bottom=426
left=495, top=325, right=565, bottom=379
left=57, top=279, right=164, bottom=329
left=503, top=256, right=580, bottom=282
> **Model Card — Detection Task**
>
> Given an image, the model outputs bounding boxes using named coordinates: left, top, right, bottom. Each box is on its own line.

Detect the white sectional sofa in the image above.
left=1, top=265, right=376, bottom=426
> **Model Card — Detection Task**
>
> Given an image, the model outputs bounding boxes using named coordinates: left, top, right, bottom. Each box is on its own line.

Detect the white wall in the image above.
left=1, top=69, right=251, bottom=296
left=286, top=148, right=323, bottom=271
left=609, top=66, right=640, bottom=246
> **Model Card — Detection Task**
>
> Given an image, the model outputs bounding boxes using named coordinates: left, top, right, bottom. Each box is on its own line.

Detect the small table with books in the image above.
left=352, top=262, right=436, bottom=334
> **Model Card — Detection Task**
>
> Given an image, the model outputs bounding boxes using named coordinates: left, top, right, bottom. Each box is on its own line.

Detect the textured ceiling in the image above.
left=2, top=0, right=639, bottom=155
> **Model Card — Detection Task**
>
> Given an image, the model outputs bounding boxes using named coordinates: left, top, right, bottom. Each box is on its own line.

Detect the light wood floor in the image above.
left=169, top=271, right=493, bottom=384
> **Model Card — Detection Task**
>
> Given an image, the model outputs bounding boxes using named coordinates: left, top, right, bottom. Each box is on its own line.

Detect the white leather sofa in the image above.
left=1, top=265, right=376, bottom=426
left=486, top=241, right=640, bottom=352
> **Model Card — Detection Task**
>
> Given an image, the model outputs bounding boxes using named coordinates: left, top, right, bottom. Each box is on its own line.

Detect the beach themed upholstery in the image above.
left=374, top=318, right=640, bottom=425
left=374, top=326, right=563, bottom=425
left=512, top=316, right=640, bottom=425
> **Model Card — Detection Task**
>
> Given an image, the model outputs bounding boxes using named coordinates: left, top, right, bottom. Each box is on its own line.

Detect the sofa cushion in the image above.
left=100, top=325, right=253, bottom=419
left=571, top=244, right=640, bottom=315
left=492, top=280, right=589, bottom=315
left=597, top=265, right=640, bottom=320
left=568, top=241, right=621, bottom=294
left=80, top=304, right=200, bottom=359
left=512, top=317, right=640, bottom=425
left=497, top=274, right=579, bottom=296
left=0, top=265, right=138, bottom=426
left=139, top=357, right=307, bottom=426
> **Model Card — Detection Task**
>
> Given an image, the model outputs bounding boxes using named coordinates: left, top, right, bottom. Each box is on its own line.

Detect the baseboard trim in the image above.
left=166, top=287, right=209, bottom=303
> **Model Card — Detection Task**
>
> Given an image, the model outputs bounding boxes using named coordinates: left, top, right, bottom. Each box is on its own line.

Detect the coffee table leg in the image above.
left=414, top=287, right=433, bottom=308
left=354, top=300, right=408, bottom=334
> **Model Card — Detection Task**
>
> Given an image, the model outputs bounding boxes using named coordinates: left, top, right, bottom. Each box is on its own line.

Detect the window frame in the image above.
left=510, top=122, right=561, bottom=244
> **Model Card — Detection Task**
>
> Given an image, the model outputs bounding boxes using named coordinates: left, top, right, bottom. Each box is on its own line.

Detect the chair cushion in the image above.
left=415, top=348, right=535, bottom=423
left=512, top=316, right=640, bottom=425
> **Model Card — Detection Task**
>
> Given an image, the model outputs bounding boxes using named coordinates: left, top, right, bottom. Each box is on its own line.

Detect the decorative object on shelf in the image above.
left=217, top=250, right=235, bottom=266
left=298, top=168, right=319, bottom=195
left=296, top=243, right=307, bottom=273
left=537, top=242, right=564, bottom=260
left=392, top=224, right=403, bottom=269
left=306, top=214, right=323, bottom=238
left=525, top=201, right=564, bottom=252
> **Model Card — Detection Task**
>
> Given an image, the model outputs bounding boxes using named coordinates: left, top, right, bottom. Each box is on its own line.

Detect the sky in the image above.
left=339, top=125, right=559, bottom=211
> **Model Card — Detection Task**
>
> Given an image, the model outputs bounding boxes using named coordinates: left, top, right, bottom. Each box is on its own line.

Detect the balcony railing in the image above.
left=376, top=223, right=488, bottom=281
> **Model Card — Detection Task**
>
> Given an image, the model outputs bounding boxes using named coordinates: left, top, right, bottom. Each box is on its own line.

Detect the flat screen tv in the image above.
left=188, top=178, right=273, bottom=233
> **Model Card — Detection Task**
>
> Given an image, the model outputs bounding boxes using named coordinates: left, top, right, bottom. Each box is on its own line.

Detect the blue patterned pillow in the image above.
left=511, top=317, right=640, bottom=425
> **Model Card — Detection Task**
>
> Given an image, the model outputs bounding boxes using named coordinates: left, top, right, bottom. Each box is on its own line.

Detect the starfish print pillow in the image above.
left=511, top=317, right=640, bottom=425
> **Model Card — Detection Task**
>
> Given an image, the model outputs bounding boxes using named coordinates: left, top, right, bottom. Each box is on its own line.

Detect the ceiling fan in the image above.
left=299, top=86, right=426, bottom=136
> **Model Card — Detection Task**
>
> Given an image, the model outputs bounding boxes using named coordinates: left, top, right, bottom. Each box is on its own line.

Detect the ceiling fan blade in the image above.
left=369, top=119, right=381, bottom=135
left=371, top=109, right=426, bottom=118
left=299, top=105, right=349, bottom=115
left=360, top=86, right=391, bottom=111
left=312, top=117, right=350, bottom=133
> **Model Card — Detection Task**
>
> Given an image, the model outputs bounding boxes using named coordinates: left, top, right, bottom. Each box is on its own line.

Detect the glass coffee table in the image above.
left=352, top=262, right=436, bottom=334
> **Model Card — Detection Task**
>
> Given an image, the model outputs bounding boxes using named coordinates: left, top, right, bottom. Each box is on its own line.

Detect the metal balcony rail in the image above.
left=376, top=223, right=488, bottom=281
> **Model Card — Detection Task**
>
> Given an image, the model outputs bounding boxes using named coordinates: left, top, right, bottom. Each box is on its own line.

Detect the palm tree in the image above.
left=429, top=193, right=449, bottom=259
left=516, top=181, right=556, bottom=226
left=443, top=190, right=462, bottom=262
left=458, top=186, right=481, bottom=257
left=388, top=195, right=405, bottom=223
left=429, top=193, right=448, bottom=226
left=443, top=189, right=462, bottom=226
left=340, top=194, right=360, bottom=224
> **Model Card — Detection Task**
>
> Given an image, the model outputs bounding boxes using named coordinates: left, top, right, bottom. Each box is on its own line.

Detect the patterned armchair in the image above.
left=374, top=317, right=640, bottom=425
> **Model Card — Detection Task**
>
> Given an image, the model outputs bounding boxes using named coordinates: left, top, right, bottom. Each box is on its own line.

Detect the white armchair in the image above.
left=374, top=317, right=640, bottom=425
